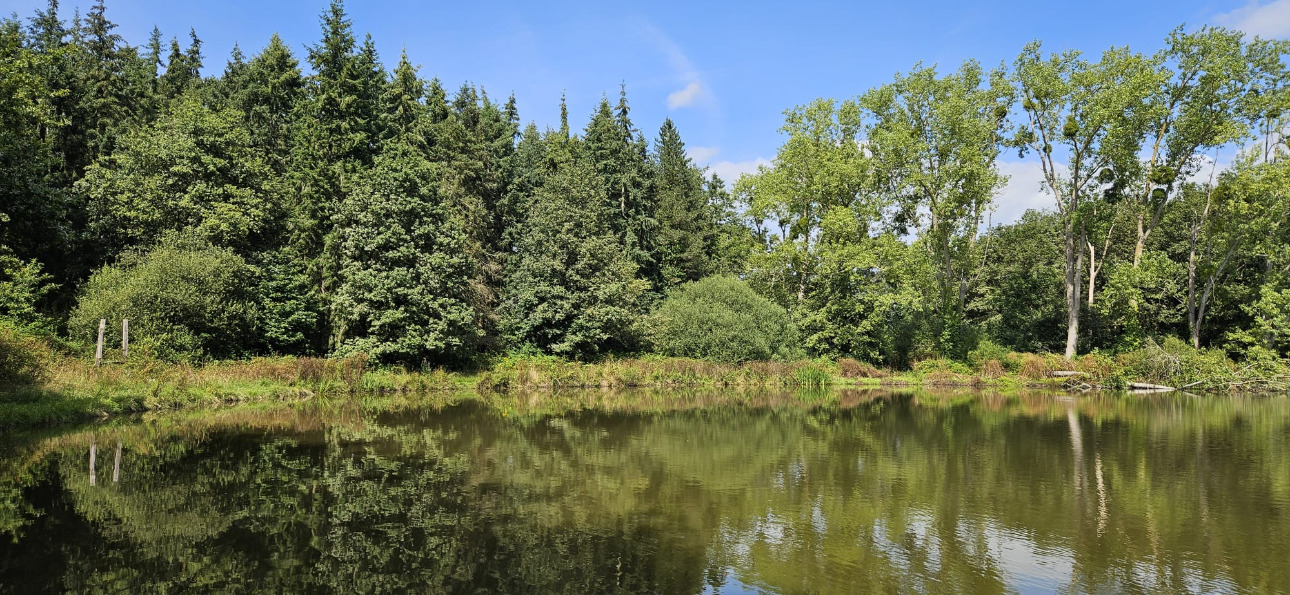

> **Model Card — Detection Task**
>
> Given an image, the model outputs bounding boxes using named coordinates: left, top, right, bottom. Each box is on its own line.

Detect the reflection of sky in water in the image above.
left=720, top=503, right=1244, bottom=594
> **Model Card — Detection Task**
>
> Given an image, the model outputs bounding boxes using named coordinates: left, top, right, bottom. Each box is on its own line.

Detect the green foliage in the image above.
left=861, top=60, right=1011, bottom=351
left=78, top=96, right=275, bottom=256
left=966, top=339, right=1009, bottom=370
left=69, top=235, right=259, bottom=361
left=792, top=209, right=931, bottom=367
left=1118, top=336, right=1235, bottom=387
left=332, top=141, right=479, bottom=367
left=643, top=276, right=795, bottom=363
left=501, top=147, right=647, bottom=360
left=0, top=322, right=52, bottom=386
left=654, top=118, right=716, bottom=285
left=975, top=211, right=1066, bottom=353
left=2, top=1, right=1290, bottom=373
left=0, top=250, right=56, bottom=332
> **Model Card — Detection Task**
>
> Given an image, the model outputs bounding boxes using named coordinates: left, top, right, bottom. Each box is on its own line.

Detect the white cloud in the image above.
left=687, top=146, right=721, bottom=163
left=707, top=158, right=772, bottom=184
left=641, top=22, right=715, bottom=112
left=992, top=160, right=1060, bottom=225
left=1213, top=0, right=1290, bottom=37
left=1184, top=153, right=1228, bottom=185
left=667, top=81, right=704, bottom=109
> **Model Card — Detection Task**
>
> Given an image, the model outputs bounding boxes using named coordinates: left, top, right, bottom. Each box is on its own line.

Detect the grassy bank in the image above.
left=3, top=334, right=1288, bottom=430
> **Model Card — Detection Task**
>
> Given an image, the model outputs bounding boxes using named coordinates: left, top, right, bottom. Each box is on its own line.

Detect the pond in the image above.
left=1, top=389, right=1288, bottom=593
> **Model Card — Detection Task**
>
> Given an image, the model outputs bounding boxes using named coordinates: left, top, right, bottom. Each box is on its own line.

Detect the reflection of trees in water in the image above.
left=0, top=391, right=1286, bottom=593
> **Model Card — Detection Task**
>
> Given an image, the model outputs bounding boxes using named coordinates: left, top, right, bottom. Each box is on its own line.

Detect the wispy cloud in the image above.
left=641, top=22, right=712, bottom=110
left=687, top=146, right=721, bottom=163
left=682, top=143, right=769, bottom=183
left=1213, top=0, right=1290, bottom=37
left=667, top=81, right=704, bottom=109
left=708, top=157, right=772, bottom=184
left=992, top=160, right=1061, bottom=225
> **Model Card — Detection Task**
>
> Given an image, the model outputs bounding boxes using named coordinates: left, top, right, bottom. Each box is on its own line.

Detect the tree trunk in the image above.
left=1087, top=241, right=1098, bottom=307
left=1064, top=221, right=1084, bottom=359
left=1187, top=223, right=1200, bottom=349
left=1133, top=212, right=1146, bottom=268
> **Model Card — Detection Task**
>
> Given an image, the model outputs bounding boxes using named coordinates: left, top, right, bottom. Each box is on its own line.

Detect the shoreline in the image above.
left=3, top=353, right=1286, bottom=431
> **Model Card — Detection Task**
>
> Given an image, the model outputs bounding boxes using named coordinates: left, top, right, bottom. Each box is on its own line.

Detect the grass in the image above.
left=2, top=339, right=1288, bottom=431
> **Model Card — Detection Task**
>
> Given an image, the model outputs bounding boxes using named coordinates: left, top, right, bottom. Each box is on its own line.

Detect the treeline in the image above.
left=1, top=0, right=1288, bottom=369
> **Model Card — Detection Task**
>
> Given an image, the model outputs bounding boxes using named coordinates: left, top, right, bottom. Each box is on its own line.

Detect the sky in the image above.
left=4, top=0, right=1288, bottom=223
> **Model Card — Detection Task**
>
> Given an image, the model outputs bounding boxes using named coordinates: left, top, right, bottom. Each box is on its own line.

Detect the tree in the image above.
left=233, top=34, right=304, bottom=165
left=795, top=207, right=931, bottom=365
left=1012, top=42, right=1157, bottom=358
left=428, top=83, right=517, bottom=349
left=740, top=98, right=870, bottom=308
left=653, top=118, right=715, bottom=285
left=501, top=136, right=647, bottom=359
left=332, top=141, right=479, bottom=366
left=78, top=97, right=274, bottom=258
left=860, top=60, right=1012, bottom=354
left=583, top=91, right=657, bottom=288
left=1189, top=152, right=1290, bottom=349
left=288, top=0, right=384, bottom=351
left=1129, top=28, right=1283, bottom=269
left=0, top=17, right=66, bottom=269
left=975, top=211, right=1067, bottom=352
left=157, top=29, right=202, bottom=100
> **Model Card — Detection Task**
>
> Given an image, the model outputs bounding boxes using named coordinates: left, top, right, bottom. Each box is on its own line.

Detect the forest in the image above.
left=1, top=0, right=1289, bottom=382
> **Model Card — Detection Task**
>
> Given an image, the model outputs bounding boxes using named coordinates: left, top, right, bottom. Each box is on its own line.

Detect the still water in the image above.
left=1, top=390, right=1288, bottom=593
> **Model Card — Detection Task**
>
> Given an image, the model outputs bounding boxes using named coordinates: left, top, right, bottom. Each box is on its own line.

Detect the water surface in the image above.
left=1, top=390, right=1288, bottom=593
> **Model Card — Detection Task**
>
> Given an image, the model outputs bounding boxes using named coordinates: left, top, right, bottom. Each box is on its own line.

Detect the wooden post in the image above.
left=89, top=440, right=97, bottom=487
left=95, top=319, right=106, bottom=366
left=113, top=442, right=122, bottom=483
left=122, top=319, right=129, bottom=361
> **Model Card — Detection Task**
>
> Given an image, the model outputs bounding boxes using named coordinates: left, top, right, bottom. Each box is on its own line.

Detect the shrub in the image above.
left=967, top=339, right=1009, bottom=372
left=1118, top=337, right=1234, bottom=387
left=912, top=358, right=973, bottom=376
left=643, top=276, right=796, bottom=363
left=0, top=323, right=51, bottom=386
left=68, top=235, right=259, bottom=361
left=981, top=359, right=1006, bottom=379
left=0, top=252, right=56, bottom=332
left=838, top=357, right=886, bottom=379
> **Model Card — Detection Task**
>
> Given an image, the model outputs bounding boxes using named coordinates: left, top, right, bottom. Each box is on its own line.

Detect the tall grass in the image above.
left=474, top=355, right=837, bottom=391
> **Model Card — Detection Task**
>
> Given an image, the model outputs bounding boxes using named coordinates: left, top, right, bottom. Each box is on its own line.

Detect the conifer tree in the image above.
left=583, top=89, right=658, bottom=288
left=236, top=33, right=304, bottom=163
left=501, top=131, right=646, bottom=359
left=653, top=118, right=715, bottom=284
left=333, top=139, right=479, bottom=365
left=286, top=0, right=383, bottom=351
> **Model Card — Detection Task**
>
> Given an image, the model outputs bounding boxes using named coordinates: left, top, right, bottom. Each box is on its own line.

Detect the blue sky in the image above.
left=5, top=0, right=1288, bottom=222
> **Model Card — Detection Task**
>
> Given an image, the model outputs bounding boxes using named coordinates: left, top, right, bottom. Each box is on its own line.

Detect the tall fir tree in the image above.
left=582, top=89, right=658, bottom=289
left=500, top=130, right=647, bottom=359
left=285, top=0, right=384, bottom=352
left=653, top=117, right=715, bottom=285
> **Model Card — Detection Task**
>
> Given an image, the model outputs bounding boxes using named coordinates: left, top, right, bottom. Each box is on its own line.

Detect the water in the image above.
left=2, top=390, right=1288, bottom=593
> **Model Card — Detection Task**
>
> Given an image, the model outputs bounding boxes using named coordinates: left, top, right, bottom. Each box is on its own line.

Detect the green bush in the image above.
left=0, top=322, right=51, bottom=386
left=68, top=235, right=260, bottom=361
left=966, top=339, right=1009, bottom=371
left=643, top=276, right=796, bottom=363
left=1118, top=337, right=1235, bottom=387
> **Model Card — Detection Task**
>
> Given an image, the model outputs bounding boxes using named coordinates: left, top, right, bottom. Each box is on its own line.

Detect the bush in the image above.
left=967, top=339, right=1009, bottom=372
left=838, top=357, right=886, bottom=379
left=1118, top=336, right=1234, bottom=387
left=643, top=276, right=796, bottom=363
left=0, top=323, right=51, bottom=386
left=68, top=235, right=260, bottom=361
